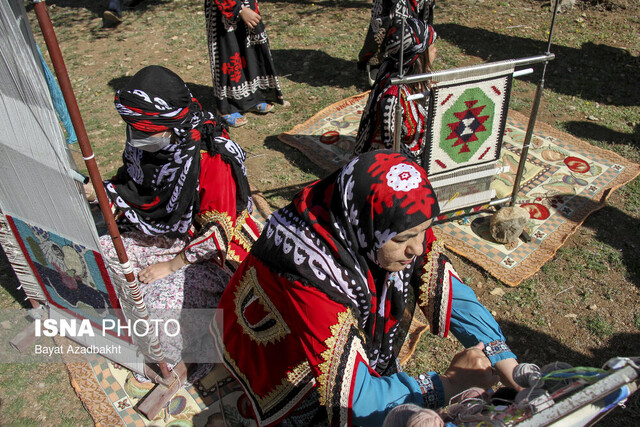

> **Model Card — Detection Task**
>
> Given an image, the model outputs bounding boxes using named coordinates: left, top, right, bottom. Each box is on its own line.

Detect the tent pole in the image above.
left=509, top=0, right=561, bottom=206
left=30, top=0, right=171, bottom=380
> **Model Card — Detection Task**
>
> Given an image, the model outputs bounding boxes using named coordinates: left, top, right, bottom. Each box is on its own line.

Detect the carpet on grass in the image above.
left=278, top=92, right=640, bottom=286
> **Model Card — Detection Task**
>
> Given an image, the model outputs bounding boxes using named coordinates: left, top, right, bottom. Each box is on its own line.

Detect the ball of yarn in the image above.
left=540, top=361, right=574, bottom=393
left=383, top=404, right=444, bottom=427
left=513, top=363, right=543, bottom=388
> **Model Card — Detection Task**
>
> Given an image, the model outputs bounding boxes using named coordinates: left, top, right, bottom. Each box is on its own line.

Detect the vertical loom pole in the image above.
left=509, top=0, right=561, bottom=206
left=393, top=2, right=407, bottom=152
left=30, top=0, right=171, bottom=380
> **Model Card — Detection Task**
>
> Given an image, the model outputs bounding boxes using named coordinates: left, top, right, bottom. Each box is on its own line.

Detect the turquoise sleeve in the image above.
left=449, top=275, right=516, bottom=364
left=351, top=362, right=444, bottom=425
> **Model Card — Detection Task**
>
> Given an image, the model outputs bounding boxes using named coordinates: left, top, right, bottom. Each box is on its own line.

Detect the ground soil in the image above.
left=2, top=0, right=638, bottom=424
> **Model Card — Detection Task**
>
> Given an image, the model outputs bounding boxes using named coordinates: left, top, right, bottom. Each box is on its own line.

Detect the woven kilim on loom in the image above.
left=424, top=70, right=512, bottom=177
left=5, top=215, right=129, bottom=337
left=278, top=93, right=640, bottom=286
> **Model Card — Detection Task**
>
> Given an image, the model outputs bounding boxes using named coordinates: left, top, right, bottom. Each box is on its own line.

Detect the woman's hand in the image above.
left=239, top=6, right=261, bottom=29
left=138, top=253, right=188, bottom=284
left=439, top=342, right=499, bottom=401
left=494, top=358, right=524, bottom=391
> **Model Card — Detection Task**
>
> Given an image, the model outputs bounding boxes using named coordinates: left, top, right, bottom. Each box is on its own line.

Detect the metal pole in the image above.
left=509, top=0, right=561, bottom=206
left=393, top=1, right=408, bottom=153
left=31, top=0, right=171, bottom=380
left=391, top=54, right=554, bottom=86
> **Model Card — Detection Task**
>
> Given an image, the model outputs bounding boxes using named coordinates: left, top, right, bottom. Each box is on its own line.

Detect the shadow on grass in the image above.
left=28, top=0, right=169, bottom=17
left=501, top=320, right=640, bottom=368
left=582, top=203, right=640, bottom=289
left=438, top=23, right=640, bottom=108
left=563, top=121, right=640, bottom=148
left=258, top=0, right=371, bottom=9
left=259, top=134, right=327, bottom=202
left=271, top=48, right=369, bottom=90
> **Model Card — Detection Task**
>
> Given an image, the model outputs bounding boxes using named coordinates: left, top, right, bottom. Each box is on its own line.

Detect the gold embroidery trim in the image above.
left=316, top=309, right=366, bottom=407
left=418, top=240, right=445, bottom=311
left=234, top=210, right=255, bottom=252
left=233, top=266, right=291, bottom=345
left=197, top=210, right=235, bottom=242
left=226, top=247, right=242, bottom=263
left=198, top=209, right=257, bottom=254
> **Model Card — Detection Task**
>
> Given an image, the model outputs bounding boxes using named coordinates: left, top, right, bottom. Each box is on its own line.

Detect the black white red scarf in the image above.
left=252, top=150, right=439, bottom=373
left=356, top=18, right=436, bottom=156
left=105, top=65, right=250, bottom=237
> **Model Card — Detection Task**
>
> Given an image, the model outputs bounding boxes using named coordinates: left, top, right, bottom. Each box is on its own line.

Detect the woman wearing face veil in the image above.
left=97, top=65, right=261, bottom=382
left=211, top=150, right=521, bottom=425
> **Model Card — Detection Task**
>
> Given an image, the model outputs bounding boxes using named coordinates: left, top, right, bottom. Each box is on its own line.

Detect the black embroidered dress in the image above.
left=205, top=0, right=284, bottom=115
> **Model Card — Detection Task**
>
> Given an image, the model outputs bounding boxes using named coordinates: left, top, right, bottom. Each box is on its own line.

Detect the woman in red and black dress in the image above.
left=211, top=150, right=521, bottom=425
left=204, top=0, right=284, bottom=127
left=358, top=0, right=435, bottom=77
left=355, top=18, right=437, bottom=166
left=99, top=66, right=261, bottom=381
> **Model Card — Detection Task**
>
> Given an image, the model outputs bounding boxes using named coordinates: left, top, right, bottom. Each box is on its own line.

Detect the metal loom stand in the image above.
left=390, top=0, right=561, bottom=219
left=509, top=0, right=562, bottom=207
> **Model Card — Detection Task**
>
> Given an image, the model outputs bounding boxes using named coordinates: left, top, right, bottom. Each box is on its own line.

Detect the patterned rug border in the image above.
left=56, top=336, right=126, bottom=427
left=283, top=91, right=370, bottom=137
left=438, top=109, right=640, bottom=286
left=277, top=93, right=640, bottom=287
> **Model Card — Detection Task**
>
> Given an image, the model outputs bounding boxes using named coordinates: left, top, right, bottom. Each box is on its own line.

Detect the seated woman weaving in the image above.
left=97, top=65, right=261, bottom=381
left=355, top=17, right=437, bottom=166
left=211, top=150, right=520, bottom=425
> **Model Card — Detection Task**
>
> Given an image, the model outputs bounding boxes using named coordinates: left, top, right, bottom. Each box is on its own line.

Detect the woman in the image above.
left=211, top=150, right=519, bottom=425
left=357, top=0, right=435, bottom=78
left=204, top=0, right=284, bottom=127
left=98, top=66, right=261, bottom=378
left=355, top=18, right=436, bottom=166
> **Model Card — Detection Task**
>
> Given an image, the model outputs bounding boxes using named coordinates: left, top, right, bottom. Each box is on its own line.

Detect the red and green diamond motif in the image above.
left=440, top=87, right=495, bottom=163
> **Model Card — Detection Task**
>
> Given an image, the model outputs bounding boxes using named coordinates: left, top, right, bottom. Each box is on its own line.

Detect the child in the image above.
left=204, top=0, right=284, bottom=127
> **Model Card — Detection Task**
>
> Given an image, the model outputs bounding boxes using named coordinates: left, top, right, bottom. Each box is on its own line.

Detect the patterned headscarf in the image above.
left=105, top=65, right=250, bottom=237
left=355, top=18, right=437, bottom=157
left=384, top=17, right=436, bottom=72
left=252, top=150, right=439, bottom=373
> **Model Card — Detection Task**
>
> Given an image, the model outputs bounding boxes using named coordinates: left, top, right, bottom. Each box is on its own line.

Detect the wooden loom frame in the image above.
left=2, top=0, right=189, bottom=418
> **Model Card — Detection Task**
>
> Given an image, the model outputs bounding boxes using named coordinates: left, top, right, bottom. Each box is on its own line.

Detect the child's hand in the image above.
left=240, top=6, right=261, bottom=29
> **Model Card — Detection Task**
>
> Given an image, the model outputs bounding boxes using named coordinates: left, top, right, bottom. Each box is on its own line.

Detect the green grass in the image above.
left=584, top=314, right=615, bottom=337
left=502, top=279, right=541, bottom=309
left=7, top=0, right=640, bottom=424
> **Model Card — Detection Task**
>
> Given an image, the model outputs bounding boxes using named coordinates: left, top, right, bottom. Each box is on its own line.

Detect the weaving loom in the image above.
left=388, top=5, right=557, bottom=216
left=422, top=62, right=513, bottom=213
left=393, top=59, right=529, bottom=214
left=0, top=0, right=195, bottom=417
